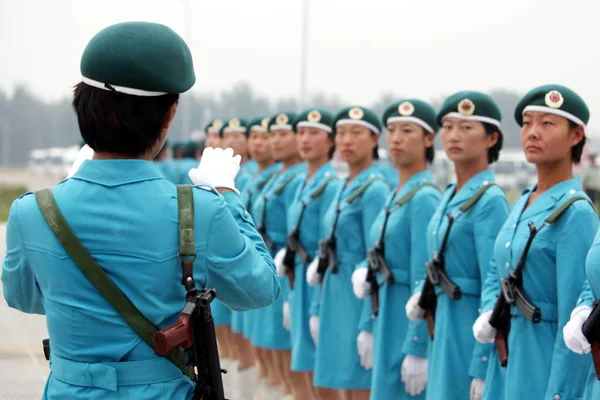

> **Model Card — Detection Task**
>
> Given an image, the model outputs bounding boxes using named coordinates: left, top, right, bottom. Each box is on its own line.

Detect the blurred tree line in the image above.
left=0, top=82, right=523, bottom=167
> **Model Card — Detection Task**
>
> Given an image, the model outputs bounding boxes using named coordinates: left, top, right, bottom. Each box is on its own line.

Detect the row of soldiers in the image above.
left=177, top=84, right=600, bottom=400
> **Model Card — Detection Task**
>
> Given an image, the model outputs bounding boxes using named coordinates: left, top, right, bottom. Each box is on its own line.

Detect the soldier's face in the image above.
left=441, top=117, right=497, bottom=166
left=387, top=121, right=433, bottom=168
left=223, top=131, right=248, bottom=157
left=269, top=129, right=298, bottom=162
left=205, top=132, right=222, bottom=149
left=521, top=111, right=583, bottom=165
left=248, top=130, right=273, bottom=163
left=297, top=127, right=333, bottom=162
left=335, top=124, right=377, bottom=166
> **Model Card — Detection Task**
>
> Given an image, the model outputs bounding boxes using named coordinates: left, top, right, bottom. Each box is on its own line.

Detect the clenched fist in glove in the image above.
left=351, top=267, right=371, bottom=299
left=563, top=306, right=593, bottom=354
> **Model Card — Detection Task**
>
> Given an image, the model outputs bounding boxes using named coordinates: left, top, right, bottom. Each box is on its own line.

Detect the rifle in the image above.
left=284, top=227, right=311, bottom=289
left=154, top=287, right=227, bottom=400
left=366, top=243, right=395, bottom=317
left=583, top=301, right=600, bottom=379
left=417, top=213, right=457, bottom=339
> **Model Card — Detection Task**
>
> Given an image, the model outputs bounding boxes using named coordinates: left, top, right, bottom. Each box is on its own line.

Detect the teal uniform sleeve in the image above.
left=358, top=181, right=390, bottom=333
left=469, top=193, right=509, bottom=380
left=544, top=205, right=598, bottom=399
left=402, top=190, right=440, bottom=358
left=203, top=191, right=281, bottom=311
left=480, top=257, right=501, bottom=313
left=1, top=199, right=45, bottom=315
left=576, top=279, right=596, bottom=309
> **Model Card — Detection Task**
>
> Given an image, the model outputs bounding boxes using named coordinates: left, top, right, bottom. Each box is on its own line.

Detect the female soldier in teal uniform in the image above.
left=274, top=108, right=339, bottom=399
left=1, top=21, right=280, bottom=400
left=405, top=91, right=510, bottom=400
left=178, top=140, right=203, bottom=184
left=250, top=112, right=306, bottom=397
left=205, top=118, right=224, bottom=149
left=351, top=99, right=441, bottom=400
left=474, top=85, right=597, bottom=400
left=307, top=106, right=390, bottom=400
left=221, top=117, right=255, bottom=191
left=231, top=117, right=281, bottom=372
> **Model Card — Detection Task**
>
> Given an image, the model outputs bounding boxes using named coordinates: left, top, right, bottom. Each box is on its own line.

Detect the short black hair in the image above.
left=72, top=82, right=179, bottom=157
left=483, top=123, right=503, bottom=164
left=569, top=121, right=586, bottom=164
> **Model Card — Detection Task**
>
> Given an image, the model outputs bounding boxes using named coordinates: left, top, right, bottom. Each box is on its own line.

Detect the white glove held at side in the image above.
left=275, top=249, right=287, bottom=277
left=351, top=267, right=371, bottom=299
left=357, top=331, right=374, bottom=370
left=401, top=355, right=428, bottom=397
left=306, top=257, right=321, bottom=286
left=470, top=378, right=485, bottom=400
left=473, top=310, right=496, bottom=344
left=564, top=306, right=593, bottom=355
left=309, top=315, right=320, bottom=345
left=406, top=292, right=425, bottom=321
left=283, top=301, right=291, bottom=332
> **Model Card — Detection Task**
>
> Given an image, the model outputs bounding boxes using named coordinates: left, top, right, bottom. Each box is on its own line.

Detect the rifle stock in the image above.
left=495, top=330, right=508, bottom=367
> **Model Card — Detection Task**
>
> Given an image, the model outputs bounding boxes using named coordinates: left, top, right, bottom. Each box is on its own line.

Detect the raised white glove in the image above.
left=188, top=147, right=241, bottom=194
left=401, top=355, right=428, bottom=397
left=564, top=306, right=593, bottom=354
left=473, top=310, right=496, bottom=344
left=283, top=301, right=291, bottom=332
left=306, top=257, right=321, bottom=286
left=67, top=144, right=94, bottom=178
left=470, top=378, right=485, bottom=400
left=406, top=292, right=425, bottom=321
left=309, top=315, right=319, bottom=345
left=357, top=331, right=374, bottom=370
left=351, top=267, right=371, bottom=299
left=275, top=249, right=287, bottom=277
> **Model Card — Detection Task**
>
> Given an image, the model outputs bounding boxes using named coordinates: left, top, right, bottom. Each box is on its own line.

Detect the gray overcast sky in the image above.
left=1, top=0, right=599, bottom=133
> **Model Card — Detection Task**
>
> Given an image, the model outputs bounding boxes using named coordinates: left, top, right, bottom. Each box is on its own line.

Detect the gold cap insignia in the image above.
left=458, top=99, right=475, bottom=116
left=276, top=113, right=289, bottom=125
left=398, top=102, right=415, bottom=116
left=307, top=110, right=322, bottom=123
left=349, top=107, right=364, bottom=120
left=212, top=119, right=224, bottom=130
left=545, top=90, right=564, bottom=108
left=228, top=118, right=241, bottom=129
left=261, top=118, right=270, bottom=129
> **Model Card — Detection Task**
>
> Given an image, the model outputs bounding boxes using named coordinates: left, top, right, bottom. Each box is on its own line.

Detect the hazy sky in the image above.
left=1, top=0, right=599, bottom=133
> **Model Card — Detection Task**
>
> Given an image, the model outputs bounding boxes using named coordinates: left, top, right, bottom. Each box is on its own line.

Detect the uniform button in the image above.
left=505, top=262, right=509, bottom=269
left=370, top=173, right=375, bottom=178
left=483, top=181, right=489, bottom=185
left=413, top=336, right=419, bottom=341
left=569, top=190, right=576, bottom=195
left=505, top=241, right=511, bottom=248
left=553, top=394, right=560, bottom=400
left=482, top=356, right=488, bottom=362
left=512, top=224, right=516, bottom=228
left=325, top=172, right=331, bottom=177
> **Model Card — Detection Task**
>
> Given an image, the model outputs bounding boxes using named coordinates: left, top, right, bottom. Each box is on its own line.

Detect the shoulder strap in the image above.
left=35, top=188, right=187, bottom=373
left=545, top=195, right=594, bottom=224
left=310, top=176, right=336, bottom=200
left=256, top=171, right=275, bottom=191
left=273, top=172, right=301, bottom=196
left=395, top=182, right=439, bottom=207
left=347, top=177, right=385, bottom=204
left=458, top=183, right=496, bottom=213
left=177, top=185, right=197, bottom=291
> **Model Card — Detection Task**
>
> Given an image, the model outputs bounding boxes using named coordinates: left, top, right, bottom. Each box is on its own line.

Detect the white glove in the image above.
left=564, top=306, right=593, bottom=354
left=275, top=249, right=287, bottom=277
left=401, top=355, right=428, bottom=397
left=470, top=378, right=485, bottom=400
left=473, top=311, right=496, bottom=344
left=306, top=257, right=321, bottom=286
left=188, top=147, right=241, bottom=194
left=309, top=315, right=319, bottom=345
left=67, top=144, right=94, bottom=178
left=351, top=267, right=371, bottom=299
left=357, top=331, right=374, bottom=370
left=406, top=292, right=425, bottom=321
left=283, top=301, right=291, bottom=332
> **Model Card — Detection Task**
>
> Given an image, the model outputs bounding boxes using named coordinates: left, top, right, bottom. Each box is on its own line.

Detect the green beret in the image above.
left=220, top=118, right=249, bottom=136
left=382, top=99, right=438, bottom=134
left=334, top=106, right=382, bottom=134
left=293, top=108, right=334, bottom=133
left=436, top=91, right=502, bottom=128
left=269, top=112, right=297, bottom=131
left=248, top=117, right=271, bottom=133
left=183, top=140, right=203, bottom=157
left=205, top=119, right=225, bottom=134
left=81, top=21, right=195, bottom=96
left=514, top=84, right=589, bottom=131
left=172, top=142, right=184, bottom=151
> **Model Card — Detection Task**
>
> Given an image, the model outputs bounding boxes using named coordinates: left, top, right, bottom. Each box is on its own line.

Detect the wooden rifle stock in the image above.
left=495, top=330, right=508, bottom=367
left=425, top=310, right=435, bottom=340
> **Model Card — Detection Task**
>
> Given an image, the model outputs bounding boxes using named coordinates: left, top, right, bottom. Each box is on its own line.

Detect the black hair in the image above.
left=72, top=82, right=179, bottom=157
left=568, top=121, right=586, bottom=164
left=425, top=133, right=435, bottom=164
left=483, top=123, right=503, bottom=164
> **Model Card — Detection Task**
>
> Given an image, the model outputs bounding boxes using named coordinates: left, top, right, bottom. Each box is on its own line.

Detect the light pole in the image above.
left=299, top=0, right=309, bottom=110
